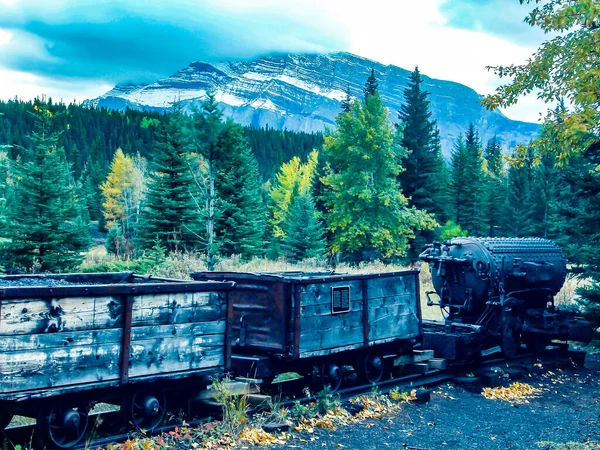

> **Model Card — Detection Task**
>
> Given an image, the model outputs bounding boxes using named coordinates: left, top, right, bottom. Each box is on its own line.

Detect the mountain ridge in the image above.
left=86, top=51, right=540, bottom=156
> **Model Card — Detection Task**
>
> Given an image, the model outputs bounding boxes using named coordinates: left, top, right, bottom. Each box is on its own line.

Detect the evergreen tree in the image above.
left=363, top=68, right=379, bottom=102
left=482, top=136, right=506, bottom=236
left=0, top=150, right=8, bottom=236
left=138, top=106, right=197, bottom=252
left=3, top=105, right=90, bottom=272
left=450, top=125, right=485, bottom=234
left=189, top=93, right=226, bottom=269
left=214, top=121, right=266, bottom=259
left=340, top=85, right=353, bottom=113
left=321, top=78, right=436, bottom=262
left=527, top=154, right=556, bottom=238
left=502, top=162, right=531, bottom=236
left=397, top=67, right=449, bottom=257
left=282, top=192, right=326, bottom=262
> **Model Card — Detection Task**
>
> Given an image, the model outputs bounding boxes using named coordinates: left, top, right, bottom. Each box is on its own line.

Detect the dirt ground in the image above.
left=265, top=353, right=600, bottom=450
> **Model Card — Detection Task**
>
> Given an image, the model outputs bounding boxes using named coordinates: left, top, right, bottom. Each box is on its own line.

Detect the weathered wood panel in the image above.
left=298, top=274, right=420, bottom=356
left=0, top=288, right=228, bottom=395
left=129, top=334, right=225, bottom=377
left=0, top=296, right=122, bottom=336
left=0, top=343, right=122, bottom=392
left=367, top=275, right=420, bottom=342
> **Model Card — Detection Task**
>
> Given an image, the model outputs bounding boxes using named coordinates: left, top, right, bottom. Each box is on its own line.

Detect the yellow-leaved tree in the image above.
left=101, top=148, right=147, bottom=258
left=269, top=150, right=318, bottom=239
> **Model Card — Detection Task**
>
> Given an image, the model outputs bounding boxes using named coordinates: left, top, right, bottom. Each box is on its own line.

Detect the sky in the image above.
left=0, top=0, right=550, bottom=122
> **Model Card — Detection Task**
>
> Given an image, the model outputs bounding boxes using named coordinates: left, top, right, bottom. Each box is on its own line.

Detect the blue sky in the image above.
left=0, top=0, right=549, bottom=122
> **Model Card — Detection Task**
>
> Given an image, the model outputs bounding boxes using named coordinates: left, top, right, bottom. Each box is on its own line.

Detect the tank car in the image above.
left=420, top=237, right=593, bottom=358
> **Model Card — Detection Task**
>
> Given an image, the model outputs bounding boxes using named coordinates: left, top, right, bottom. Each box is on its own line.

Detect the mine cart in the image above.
left=0, top=272, right=233, bottom=448
left=191, top=270, right=422, bottom=389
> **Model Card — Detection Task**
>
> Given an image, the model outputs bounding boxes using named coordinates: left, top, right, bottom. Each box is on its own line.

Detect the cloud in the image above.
left=0, top=0, right=348, bottom=83
left=0, top=0, right=550, bottom=122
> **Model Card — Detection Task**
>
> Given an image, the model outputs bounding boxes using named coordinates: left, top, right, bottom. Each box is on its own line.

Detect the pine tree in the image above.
left=321, top=77, right=436, bottom=262
left=363, top=68, right=379, bottom=102
left=502, top=163, right=531, bottom=236
left=214, top=121, right=266, bottom=259
left=282, top=192, right=326, bottom=262
left=138, top=106, right=197, bottom=252
left=340, top=85, right=353, bottom=113
left=0, top=150, right=8, bottom=236
left=527, top=154, right=556, bottom=238
left=3, top=105, right=90, bottom=272
left=189, top=93, right=226, bottom=269
left=450, top=125, right=485, bottom=235
left=482, top=136, right=506, bottom=236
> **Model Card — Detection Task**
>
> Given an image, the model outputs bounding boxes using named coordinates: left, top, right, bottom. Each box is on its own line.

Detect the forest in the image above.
left=0, top=0, right=599, bottom=333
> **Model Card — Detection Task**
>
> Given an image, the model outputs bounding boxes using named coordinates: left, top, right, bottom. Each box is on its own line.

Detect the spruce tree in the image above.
left=0, top=150, right=8, bottom=237
left=363, top=68, right=379, bottom=102
left=282, top=192, right=326, bottom=262
left=4, top=105, right=90, bottom=272
left=450, top=125, right=485, bottom=235
left=321, top=77, right=436, bottom=262
left=138, top=106, right=197, bottom=252
left=214, top=121, right=266, bottom=259
left=340, top=85, right=353, bottom=113
left=482, top=136, right=506, bottom=236
left=502, top=163, right=531, bottom=236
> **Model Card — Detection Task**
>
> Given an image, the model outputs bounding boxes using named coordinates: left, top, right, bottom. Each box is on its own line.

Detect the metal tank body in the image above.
left=421, top=237, right=567, bottom=319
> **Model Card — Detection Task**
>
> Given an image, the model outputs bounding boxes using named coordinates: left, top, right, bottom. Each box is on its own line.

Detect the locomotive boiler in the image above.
left=420, top=237, right=593, bottom=358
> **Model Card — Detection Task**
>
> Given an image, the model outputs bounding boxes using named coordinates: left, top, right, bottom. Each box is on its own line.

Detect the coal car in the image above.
left=191, top=270, right=422, bottom=390
left=0, top=272, right=233, bottom=448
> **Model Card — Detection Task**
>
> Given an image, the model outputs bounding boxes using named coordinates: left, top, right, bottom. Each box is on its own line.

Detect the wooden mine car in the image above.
left=191, top=270, right=423, bottom=390
left=0, top=272, right=233, bottom=448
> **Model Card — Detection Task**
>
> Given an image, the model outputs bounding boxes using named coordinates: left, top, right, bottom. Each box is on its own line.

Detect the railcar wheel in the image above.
left=122, top=389, right=166, bottom=432
left=37, top=401, right=89, bottom=449
left=501, top=316, right=522, bottom=359
left=313, top=364, right=343, bottom=392
left=357, top=353, right=384, bottom=384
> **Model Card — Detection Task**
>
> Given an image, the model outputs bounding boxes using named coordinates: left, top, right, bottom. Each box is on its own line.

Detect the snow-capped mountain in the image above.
left=87, top=52, right=539, bottom=156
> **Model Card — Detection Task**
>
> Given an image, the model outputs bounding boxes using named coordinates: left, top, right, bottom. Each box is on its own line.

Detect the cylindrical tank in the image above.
left=420, top=237, right=567, bottom=315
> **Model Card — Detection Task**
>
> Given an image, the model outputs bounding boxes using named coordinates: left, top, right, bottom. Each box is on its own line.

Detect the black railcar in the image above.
left=191, top=270, right=422, bottom=390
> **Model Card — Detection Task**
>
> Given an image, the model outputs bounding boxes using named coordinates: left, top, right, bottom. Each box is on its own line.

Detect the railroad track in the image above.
left=2, top=345, right=583, bottom=450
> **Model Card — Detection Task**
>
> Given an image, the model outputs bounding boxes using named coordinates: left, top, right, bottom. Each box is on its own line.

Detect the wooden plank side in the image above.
left=365, top=275, right=414, bottom=299
left=0, top=343, right=121, bottom=393
left=0, top=328, right=122, bottom=352
left=128, top=334, right=225, bottom=378
left=0, top=296, right=123, bottom=336
left=299, top=326, right=363, bottom=354
left=132, top=292, right=226, bottom=327
left=368, top=303, right=420, bottom=341
left=300, top=299, right=363, bottom=318
left=298, top=280, right=363, bottom=307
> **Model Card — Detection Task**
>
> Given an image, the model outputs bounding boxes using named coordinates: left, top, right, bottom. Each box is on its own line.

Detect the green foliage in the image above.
left=214, top=122, right=266, bottom=259
left=398, top=67, right=450, bottom=259
left=482, top=0, right=600, bottom=161
left=269, top=151, right=318, bottom=240
left=449, top=125, right=485, bottom=235
left=321, top=82, right=436, bottom=262
left=138, top=105, right=198, bottom=252
left=2, top=105, right=90, bottom=273
left=482, top=137, right=507, bottom=236
left=439, top=221, right=467, bottom=241
left=281, top=193, right=326, bottom=263
left=363, top=68, right=379, bottom=102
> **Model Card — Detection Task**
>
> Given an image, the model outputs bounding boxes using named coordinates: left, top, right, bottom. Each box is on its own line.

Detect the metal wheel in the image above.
left=318, top=364, right=343, bottom=392
left=122, top=389, right=166, bottom=432
left=501, top=316, right=522, bottom=359
left=357, top=353, right=384, bottom=384
left=37, top=401, right=89, bottom=449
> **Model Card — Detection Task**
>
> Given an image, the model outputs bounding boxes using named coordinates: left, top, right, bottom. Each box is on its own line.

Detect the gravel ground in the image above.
left=266, top=354, right=600, bottom=450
